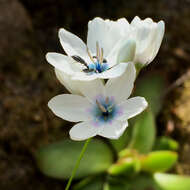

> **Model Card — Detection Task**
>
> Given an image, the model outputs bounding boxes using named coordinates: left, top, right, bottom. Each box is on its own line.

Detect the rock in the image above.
left=0, top=0, right=32, bottom=56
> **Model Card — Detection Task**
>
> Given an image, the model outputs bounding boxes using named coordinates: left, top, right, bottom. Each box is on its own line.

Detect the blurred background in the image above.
left=1, top=0, right=190, bottom=189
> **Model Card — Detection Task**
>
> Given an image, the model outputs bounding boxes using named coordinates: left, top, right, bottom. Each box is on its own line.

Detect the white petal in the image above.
left=48, top=94, right=92, bottom=122
left=55, top=69, right=103, bottom=96
left=135, top=21, right=164, bottom=65
left=143, top=18, right=154, bottom=24
left=131, top=16, right=153, bottom=26
left=106, top=38, right=135, bottom=68
left=69, top=121, right=99, bottom=141
left=46, top=53, right=74, bottom=75
left=55, top=69, right=82, bottom=95
left=87, top=17, right=130, bottom=57
left=116, top=39, right=136, bottom=63
left=59, top=28, right=88, bottom=59
left=76, top=79, right=105, bottom=103
left=98, top=63, right=128, bottom=79
left=98, top=120, right=128, bottom=139
left=134, top=30, right=156, bottom=64
left=117, top=97, right=148, bottom=121
left=105, top=40, right=121, bottom=67
left=137, top=24, right=156, bottom=52
left=147, top=21, right=165, bottom=64
left=71, top=72, right=98, bottom=81
left=131, top=17, right=164, bottom=65
left=131, top=16, right=141, bottom=26
left=105, top=62, right=136, bottom=104
left=117, top=18, right=130, bottom=34
left=72, top=63, right=127, bottom=81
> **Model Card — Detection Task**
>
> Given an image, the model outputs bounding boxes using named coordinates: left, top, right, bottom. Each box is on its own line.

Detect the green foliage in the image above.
left=106, top=174, right=162, bottom=190
left=153, top=136, right=179, bottom=151
left=140, top=151, right=178, bottom=173
left=35, top=139, right=114, bottom=179
left=108, top=149, right=177, bottom=177
left=109, top=125, right=133, bottom=153
left=154, top=173, right=190, bottom=190
left=106, top=174, right=190, bottom=190
left=108, top=157, right=140, bottom=176
left=34, top=74, right=186, bottom=189
left=118, top=148, right=134, bottom=158
left=129, top=110, right=156, bottom=153
left=73, top=176, right=104, bottom=190
left=110, top=74, right=165, bottom=154
left=134, top=74, right=165, bottom=116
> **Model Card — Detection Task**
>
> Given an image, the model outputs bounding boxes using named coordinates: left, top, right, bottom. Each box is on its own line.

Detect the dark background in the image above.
left=1, top=0, right=190, bottom=189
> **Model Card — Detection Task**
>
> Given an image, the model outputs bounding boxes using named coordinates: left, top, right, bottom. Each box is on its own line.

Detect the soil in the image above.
left=1, top=0, right=190, bottom=189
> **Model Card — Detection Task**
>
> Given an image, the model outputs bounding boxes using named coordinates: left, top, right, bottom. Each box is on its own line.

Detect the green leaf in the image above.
left=118, top=148, right=134, bottom=158
left=73, top=175, right=104, bottom=190
left=107, top=173, right=190, bottom=190
left=140, top=151, right=178, bottom=173
left=109, top=125, right=133, bottom=153
left=108, top=157, right=141, bottom=176
left=129, top=110, right=156, bottom=153
left=35, top=139, right=114, bottom=179
left=134, top=74, right=165, bottom=116
left=106, top=183, right=129, bottom=190
left=128, top=174, right=163, bottom=190
left=106, top=176, right=131, bottom=190
left=154, top=173, right=190, bottom=190
left=153, top=136, right=179, bottom=151
left=107, top=174, right=162, bottom=190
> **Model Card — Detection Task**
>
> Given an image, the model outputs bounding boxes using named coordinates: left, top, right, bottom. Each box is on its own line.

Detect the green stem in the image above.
left=65, top=138, right=92, bottom=190
left=135, top=63, right=143, bottom=78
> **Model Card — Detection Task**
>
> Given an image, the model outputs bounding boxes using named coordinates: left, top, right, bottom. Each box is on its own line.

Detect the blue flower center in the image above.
left=72, top=42, right=109, bottom=75
left=88, top=58, right=108, bottom=73
left=93, top=97, right=117, bottom=123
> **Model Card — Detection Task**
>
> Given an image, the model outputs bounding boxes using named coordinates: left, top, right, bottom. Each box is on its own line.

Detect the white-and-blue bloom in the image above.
left=46, top=17, right=136, bottom=94
left=48, top=63, right=147, bottom=140
left=130, top=16, right=165, bottom=66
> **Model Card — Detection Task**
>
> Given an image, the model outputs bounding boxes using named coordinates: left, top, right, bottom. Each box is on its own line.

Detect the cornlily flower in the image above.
left=130, top=16, right=165, bottom=66
left=46, top=17, right=136, bottom=93
left=48, top=63, right=147, bottom=140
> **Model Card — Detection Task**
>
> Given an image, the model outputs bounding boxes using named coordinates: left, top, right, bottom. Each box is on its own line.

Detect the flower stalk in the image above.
left=65, top=138, right=92, bottom=190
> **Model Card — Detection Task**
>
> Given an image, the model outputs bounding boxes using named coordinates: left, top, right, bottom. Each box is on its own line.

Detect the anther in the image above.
left=72, top=55, right=89, bottom=68
left=96, top=100, right=107, bottom=113
left=100, top=48, right=104, bottom=64
left=105, top=97, right=109, bottom=105
left=96, top=41, right=100, bottom=62
left=87, top=47, right=95, bottom=63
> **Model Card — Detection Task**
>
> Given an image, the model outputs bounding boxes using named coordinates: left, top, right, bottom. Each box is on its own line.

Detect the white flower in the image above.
left=130, top=16, right=165, bottom=66
left=48, top=63, right=148, bottom=141
left=46, top=17, right=136, bottom=85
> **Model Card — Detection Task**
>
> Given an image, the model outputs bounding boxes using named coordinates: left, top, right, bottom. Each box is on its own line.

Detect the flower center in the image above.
left=72, top=42, right=109, bottom=74
left=95, top=97, right=116, bottom=122
left=88, top=56, right=108, bottom=73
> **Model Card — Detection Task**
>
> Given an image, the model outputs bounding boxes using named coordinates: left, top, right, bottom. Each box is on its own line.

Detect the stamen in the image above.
left=106, top=97, right=114, bottom=112
left=105, top=97, right=109, bottom=105
left=100, top=48, right=104, bottom=64
left=87, top=47, right=95, bottom=63
left=107, top=105, right=114, bottom=112
left=96, top=100, right=107, bottom=113
left=96, top=41, right=100, bottom=61
left=72, top=55, right=89, bottom=68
